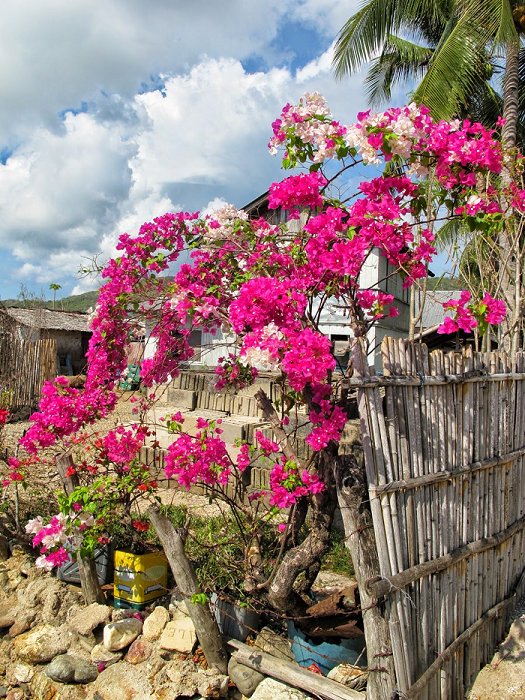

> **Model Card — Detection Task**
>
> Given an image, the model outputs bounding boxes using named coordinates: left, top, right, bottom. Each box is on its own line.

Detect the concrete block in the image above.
left=167, top=388, right=197, bottom=410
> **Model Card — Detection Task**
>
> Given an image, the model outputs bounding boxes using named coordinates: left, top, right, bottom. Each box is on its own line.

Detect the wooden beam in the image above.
left=227, top=638, right=366, bottom=700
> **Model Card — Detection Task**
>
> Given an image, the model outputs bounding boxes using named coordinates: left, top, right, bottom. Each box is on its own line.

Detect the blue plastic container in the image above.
left=287, top=620, right=366, bottom=675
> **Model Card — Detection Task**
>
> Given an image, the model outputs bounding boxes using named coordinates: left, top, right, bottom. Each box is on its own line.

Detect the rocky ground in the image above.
left=0, top=549, right=366, bottom=700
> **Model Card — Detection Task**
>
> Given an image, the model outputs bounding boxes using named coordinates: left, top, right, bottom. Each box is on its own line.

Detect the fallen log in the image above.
left=227, top=638, right=366, bottom=700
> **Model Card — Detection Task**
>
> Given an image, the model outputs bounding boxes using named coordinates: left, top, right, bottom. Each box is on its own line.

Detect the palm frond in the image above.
left=333, top=0, right=450, bottom=79
left=459, top=0, right=518, bottom=48
left=365, top=35, right=433, bottom=105
left=434, top=219, right=465, bottom=251
left=413, top=14, right=490, bottom=119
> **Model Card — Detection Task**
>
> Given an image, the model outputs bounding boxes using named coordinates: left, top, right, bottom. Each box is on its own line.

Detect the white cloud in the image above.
left=0, top=1, right=375, bottom=299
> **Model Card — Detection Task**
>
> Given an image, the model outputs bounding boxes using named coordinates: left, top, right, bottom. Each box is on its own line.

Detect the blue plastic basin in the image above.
left=287, top=620, right=366, bottom=675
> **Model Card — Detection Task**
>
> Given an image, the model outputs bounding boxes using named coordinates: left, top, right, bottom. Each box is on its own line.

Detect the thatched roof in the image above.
left=1, top=307, right=90, bottom=333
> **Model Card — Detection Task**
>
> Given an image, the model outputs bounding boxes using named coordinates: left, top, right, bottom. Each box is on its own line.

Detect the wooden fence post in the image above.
left=335, top=455, right=397, bottom=700
left=147, top=506, right=228, bottom=673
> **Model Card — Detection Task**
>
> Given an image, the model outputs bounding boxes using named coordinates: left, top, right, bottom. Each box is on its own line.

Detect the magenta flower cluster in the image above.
left=438, top=291, right=507, bottom=334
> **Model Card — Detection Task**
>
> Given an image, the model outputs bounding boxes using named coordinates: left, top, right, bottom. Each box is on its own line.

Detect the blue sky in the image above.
left=0, top=0, right=449, bottom=301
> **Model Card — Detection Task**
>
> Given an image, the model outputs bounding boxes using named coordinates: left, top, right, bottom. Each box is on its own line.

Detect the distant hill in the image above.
left=2, top=290, right=99, bottom=313
left=426, top=276, right=462, bottom=291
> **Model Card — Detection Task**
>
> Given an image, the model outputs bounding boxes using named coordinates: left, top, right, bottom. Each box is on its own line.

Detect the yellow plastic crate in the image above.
left=113, top=550, right=168, bottom=608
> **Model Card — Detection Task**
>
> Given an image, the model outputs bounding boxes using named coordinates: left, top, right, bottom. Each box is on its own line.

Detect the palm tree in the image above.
left=49, top=283, right=61, bottom=311
left=332, top=0, right=525, bottom=148
left=334, top=1, right=525, bottom=352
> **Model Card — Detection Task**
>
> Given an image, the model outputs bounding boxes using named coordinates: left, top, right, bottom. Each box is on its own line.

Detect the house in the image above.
left=0, top=306, right=91, bottom=375
left=143, top=192, right=413, bottom=372
left=238, top=192, right=412, bottom=369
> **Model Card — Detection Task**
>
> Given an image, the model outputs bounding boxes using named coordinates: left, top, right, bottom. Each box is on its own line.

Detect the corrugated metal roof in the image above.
left=418, top=291, right=462, bottom=328
left=2, top=307, right=90, bottom=332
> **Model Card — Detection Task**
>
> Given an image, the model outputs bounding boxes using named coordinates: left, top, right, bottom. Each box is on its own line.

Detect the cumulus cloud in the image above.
left=0, top=0, right=374, bottom=298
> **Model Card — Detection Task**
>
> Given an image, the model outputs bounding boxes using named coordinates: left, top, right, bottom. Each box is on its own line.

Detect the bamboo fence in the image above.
left=0, top=335, right=57, bottom=410
left=353, top=339, right=525, bottom=699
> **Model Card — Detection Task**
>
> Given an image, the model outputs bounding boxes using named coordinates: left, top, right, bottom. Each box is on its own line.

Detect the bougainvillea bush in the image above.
left=9, top=93, right=515, bottom=611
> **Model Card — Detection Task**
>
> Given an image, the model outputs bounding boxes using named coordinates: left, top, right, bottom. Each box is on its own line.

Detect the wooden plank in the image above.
left=227, top=639, right=366, bottom=700
left=367, top=446, right=525, bottom=494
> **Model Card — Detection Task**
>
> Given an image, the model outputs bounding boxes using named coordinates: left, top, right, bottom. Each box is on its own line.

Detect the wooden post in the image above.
left=55, top=453, right=106, bottom=605
left=147, top=506, right=228, bottom=673
left=335, top=455, right=396, bottom=700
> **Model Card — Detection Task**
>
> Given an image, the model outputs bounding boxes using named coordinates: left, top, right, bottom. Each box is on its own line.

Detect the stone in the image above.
left=103, top=618, right=142, bottom=651
left=154, top=658, right=228, bottom=698
left=8, top=610, right=37, bottom=638
left=327, top=663, right=368, bottom=691
left=0, top=686, right=6, bottom=698
left=167, top=388, right=197, bottom=409
left=89, top=662, right=154, bottom=700
left=0, top=598, right=18, bottom=629
left=30, top=670, right=89, bottom=700
left=6, top=662, right=34, bottom=685
left=16, top=576, right=84, bottom=627
left=159, top=618, right=197, bottom=653
left=90, top=643, right=123, bottom=668
left=253, top=627, right=294, bottom=661
left=250, top=678, right=311, bottom=700
left=68, top=603, right=111, bottom=636
left=5, top=690, right=24, bottom=700
left=13, top=623, right=70, bottom=664
left=197, top=670, right=229, bottom=698
left=143, top=605, right=169, bottom=641
left=0, top=639, right=12, bottom=675
left=228, top=655, right=264, bottom=696
left=125, top=639, right=153, bottom=665
left=110, top=609, right=143, bottom=622
left=45, top=654, right=98, bottom=684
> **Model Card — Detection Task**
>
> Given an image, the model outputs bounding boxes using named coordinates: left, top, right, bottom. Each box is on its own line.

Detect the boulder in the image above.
left=250, top=678, right=311, bottom=700
left=45, top=654, right=98, bottom=684
left=13, top=623, right=70, bottom=664
left=159, top=618, right=197, bottom=653
left=228, top=655, right=264, bottom=696
left=103, top=618, right=143, bottom=651
left=68, top=603, right=111, bottom=636
left=143, top=605, right=169, bottom=641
